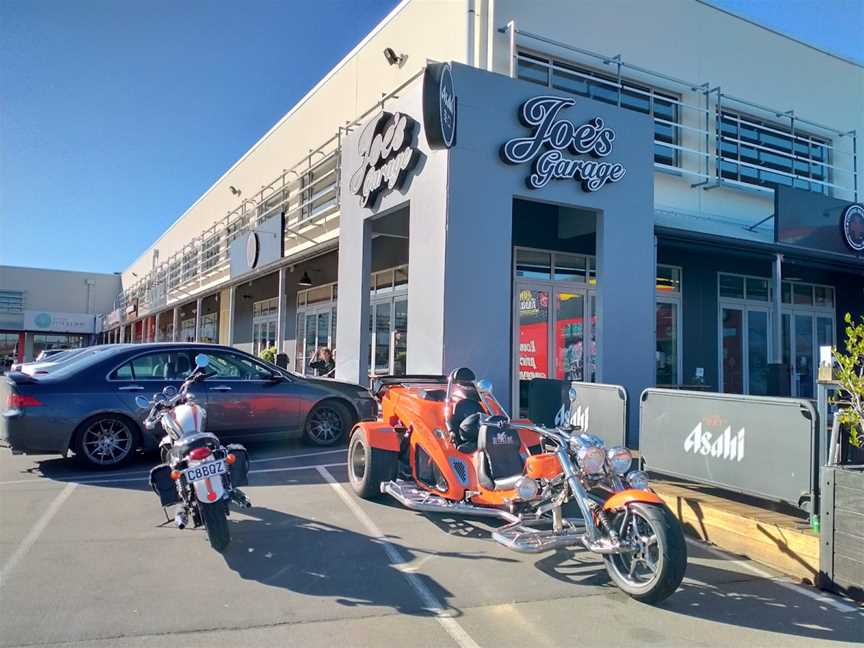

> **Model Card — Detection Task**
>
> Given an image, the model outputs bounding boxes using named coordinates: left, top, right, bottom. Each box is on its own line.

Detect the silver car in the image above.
left=1, top=343, right=377, bottom=469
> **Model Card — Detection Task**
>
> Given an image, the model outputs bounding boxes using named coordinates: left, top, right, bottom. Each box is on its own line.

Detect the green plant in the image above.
left=833, top=313, right=864, bottom=448
left=259, top=346, right=277, bottom=366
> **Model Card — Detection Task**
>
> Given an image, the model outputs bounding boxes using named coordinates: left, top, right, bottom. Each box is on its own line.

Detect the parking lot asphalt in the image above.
left=1, top=441, right=861, bottom=648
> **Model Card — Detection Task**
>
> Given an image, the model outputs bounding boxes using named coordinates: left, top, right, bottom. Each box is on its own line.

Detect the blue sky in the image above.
left=1, top=0, right=861, bottom=274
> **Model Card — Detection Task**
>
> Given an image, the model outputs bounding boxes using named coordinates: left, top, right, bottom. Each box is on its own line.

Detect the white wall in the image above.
left=123, top=0, right=468, bottom=286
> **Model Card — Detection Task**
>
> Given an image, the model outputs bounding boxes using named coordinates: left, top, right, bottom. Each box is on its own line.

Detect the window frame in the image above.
left=655, top=264, right=683, bottom=386
left=106, top=350, right=195, bottom=382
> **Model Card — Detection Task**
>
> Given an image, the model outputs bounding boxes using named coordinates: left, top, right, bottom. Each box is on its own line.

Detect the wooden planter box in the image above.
left=819, top=465, right=864, bottom=602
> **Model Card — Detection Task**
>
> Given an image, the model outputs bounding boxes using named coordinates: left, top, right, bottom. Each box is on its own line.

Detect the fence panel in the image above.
left=528, top=379, right=627, bottom=448
left=639, top=388, right=817, bottom=509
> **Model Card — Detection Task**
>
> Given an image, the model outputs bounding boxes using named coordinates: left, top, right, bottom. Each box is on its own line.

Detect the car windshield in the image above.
left=41, top=346, right=119, bottom=378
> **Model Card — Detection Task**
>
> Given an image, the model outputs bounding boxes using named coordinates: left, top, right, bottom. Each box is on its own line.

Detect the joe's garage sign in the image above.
left=501, top=95, right=626, bottom=193
left=349, top=111, right=419, bottom=208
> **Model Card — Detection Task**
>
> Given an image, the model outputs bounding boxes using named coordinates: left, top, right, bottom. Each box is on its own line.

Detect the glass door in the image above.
left=514, top=282, right=594, bottom=417
left=793, top=314, right=814, bottom=398
left=720, top=307, right=744, bottom=394
left=746, top=309, right=770, bottom=396
left=393, top=298, right=407, bottom=375
left=655, top=300, right=679, bottom=386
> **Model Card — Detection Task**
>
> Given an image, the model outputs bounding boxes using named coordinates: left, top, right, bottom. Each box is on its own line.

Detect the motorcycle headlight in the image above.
left=577, top=446, right=606, bottom=474
left=514, top=476, right=540, bottom=501
left=606, top=447, right=633, bottom=475
left=627, top=470, right=650, bottom=490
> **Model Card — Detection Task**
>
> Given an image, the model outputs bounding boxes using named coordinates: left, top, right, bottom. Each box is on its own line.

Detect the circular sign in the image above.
left=438, top=63, right=455, bottom=148
left=842, top=203, right=864, bottom=252
left=245, top=232, right=259, bottom=269
left=34, top=313, right=52, bottom=328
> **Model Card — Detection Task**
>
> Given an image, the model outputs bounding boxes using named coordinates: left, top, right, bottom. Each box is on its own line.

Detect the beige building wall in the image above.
left=484, top=0, right=864, bottom=226
left=123, top=0, right=469, bottom=285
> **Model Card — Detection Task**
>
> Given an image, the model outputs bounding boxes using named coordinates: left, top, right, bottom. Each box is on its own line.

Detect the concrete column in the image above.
left=276, top=267, right=287, bottom=353
left=119, top=325, right=125, bottom=344
left=772, top=253, right=783, bottom=363
left=194, top=298, right=202, bottom=343
left=227, top=286, right=236, bottom=347
left=154, top=312, right=161, bottom=342
left=335, top=218, right=372, bottom=383
left=172, top=307, right=180, bottom=342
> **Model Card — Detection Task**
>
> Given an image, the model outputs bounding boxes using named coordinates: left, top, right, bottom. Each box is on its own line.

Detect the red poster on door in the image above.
left=519, top=321, right=548, bottom=380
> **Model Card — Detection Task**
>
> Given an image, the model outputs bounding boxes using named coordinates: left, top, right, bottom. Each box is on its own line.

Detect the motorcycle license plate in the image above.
left=184, top=460, right=226, bottom=483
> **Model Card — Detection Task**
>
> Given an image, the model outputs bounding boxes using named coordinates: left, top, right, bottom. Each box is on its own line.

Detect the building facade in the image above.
left=0, top=266, right=121, bottom=363
left=97, top=0, right=864, bottom=435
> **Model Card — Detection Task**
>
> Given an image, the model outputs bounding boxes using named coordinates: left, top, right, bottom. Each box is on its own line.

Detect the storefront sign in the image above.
left=229, top=212, right=284, bottom=279
left=423, top=62, right=456, bottom=149
left=23, top=310, right=96, bottom=334
left=126, top=298, right=138, bottom=318
left=349, top=111, right=419, bottom=208
left=501, top=95, right=626, bottom=192
left=842, top=203, right=864, bottom=252
left=776, top=187, right=864, bottom=257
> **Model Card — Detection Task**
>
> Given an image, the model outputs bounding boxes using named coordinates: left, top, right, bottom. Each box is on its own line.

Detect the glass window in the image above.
left=111, top=363, right=134, bottom=380
left=374, top=302, right=392, bottom=374
left=814, top=286, right=833, bottom=307
left=516, top=54, right=550, bottom=86
left=722, top=308, right=744, bottom=394
left=657, top=266, right=681, bottom=293
left=205, top=351, right=273, bottom=380
left=719, top=274, right=745, bottom=299
left=745, top=277, right=770, bottom=301
left=516, top=250, right=552, bottom=279
left=394, top=299, right=407, bottom=376
left=747, top=311, right=769, bottom=395
left=793, top=283, right=813, bottom=305
left=131, top=351, right=193, bottom=380
left=554, top=254, right=587, bottom=282
left=782, top=282, right=792, bottom=304
left=656, top=302, right=678, bottom=385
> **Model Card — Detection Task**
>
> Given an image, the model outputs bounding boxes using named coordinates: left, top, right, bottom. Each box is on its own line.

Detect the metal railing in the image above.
left=501, top=23, right=859, bottom=205
left=110, top=68, right=427, bottom=325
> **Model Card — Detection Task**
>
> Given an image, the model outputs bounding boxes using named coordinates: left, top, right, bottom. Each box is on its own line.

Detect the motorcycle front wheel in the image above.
left=602, top=502, right=686, bottom=604
left=199, top=500, right=230, bottom=552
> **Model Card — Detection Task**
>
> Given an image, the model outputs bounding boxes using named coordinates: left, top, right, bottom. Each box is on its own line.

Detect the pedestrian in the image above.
left=308, top=347, right=335, bottom=377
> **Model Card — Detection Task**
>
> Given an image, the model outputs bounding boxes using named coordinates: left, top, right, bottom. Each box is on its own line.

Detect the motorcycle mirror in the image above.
left=476, top=378, right=493, bottom=394
left=134, top=395, right=150, bottom=409
left=194, top=354, right=209, bottom=369
left=162, top=385, right=177, bottom=398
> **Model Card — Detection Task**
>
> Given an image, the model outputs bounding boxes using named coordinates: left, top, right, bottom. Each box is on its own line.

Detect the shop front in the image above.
left=337, top=63, right=656, bottom=431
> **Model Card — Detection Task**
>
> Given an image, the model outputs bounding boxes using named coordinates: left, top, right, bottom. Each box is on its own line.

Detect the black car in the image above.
left=0, top=343, right=377, bottom=469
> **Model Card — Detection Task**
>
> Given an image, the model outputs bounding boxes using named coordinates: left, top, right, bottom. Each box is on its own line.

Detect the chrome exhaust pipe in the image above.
left=382, top=480, right=520, bottom=523
left=174, top=511, right=188, bottom=530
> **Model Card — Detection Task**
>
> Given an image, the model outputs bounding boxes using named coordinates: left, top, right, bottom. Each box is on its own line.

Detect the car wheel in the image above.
left=74, top=415, right=137, bottom=470
left=304, top=401, right=351, bottom=447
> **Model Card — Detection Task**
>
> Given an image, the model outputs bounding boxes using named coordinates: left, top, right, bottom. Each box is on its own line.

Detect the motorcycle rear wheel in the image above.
left=199, top=500, right=230, bottom=552
left=602, top=502, right=686, bottom=604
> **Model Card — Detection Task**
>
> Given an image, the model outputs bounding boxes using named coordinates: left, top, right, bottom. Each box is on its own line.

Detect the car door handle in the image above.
left=118, top=385, right=145, bottom=392
left=210, top=385, right=232, bottom=392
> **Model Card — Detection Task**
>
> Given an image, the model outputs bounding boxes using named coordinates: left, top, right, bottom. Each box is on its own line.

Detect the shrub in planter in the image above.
left=833, top=313, right=864, bottom=464
left=259, top=346, right=277, bottom=366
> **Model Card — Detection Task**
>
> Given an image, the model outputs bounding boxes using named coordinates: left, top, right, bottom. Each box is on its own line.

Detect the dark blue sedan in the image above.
left=0, top=343, right=377, bottom=469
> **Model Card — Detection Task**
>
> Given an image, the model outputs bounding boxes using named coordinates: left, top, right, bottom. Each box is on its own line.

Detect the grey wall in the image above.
left=0, top=265, right=121, bottom=315
left=444, top=64, right=656, bottom=425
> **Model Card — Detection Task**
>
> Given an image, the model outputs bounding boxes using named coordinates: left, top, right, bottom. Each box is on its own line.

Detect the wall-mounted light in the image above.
left=383, top=47, right=407, bottom=67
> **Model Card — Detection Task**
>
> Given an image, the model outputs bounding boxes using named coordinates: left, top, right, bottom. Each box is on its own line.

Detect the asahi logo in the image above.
left=349, top=111, right=419, bottom=208
left=501, top=95, right=626, bottom=192
left=493, top=430, right=516, bottom=445
left=683, top=422, right=745, bottom=462
left=554, top=403, right=589, bottom=431
left=423, top=62, right=456, bottom=149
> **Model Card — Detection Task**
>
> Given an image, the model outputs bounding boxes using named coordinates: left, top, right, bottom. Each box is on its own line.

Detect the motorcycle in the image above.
left=136, top=354, right=251, bottom=552
left=350, top=369, right=688, bottom=603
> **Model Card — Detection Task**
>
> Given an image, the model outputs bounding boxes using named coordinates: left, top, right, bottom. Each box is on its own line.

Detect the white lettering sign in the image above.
left=349, top=111, right=419, bottom=208
left=683, top=422, right=746, bottom=462
left=501, top=96, right=626, bottom=192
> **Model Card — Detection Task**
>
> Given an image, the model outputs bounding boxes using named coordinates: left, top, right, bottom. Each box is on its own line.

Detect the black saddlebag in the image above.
left=149, top=464, right=180, bottom=506
left=226, top=444, right=250, bottom=487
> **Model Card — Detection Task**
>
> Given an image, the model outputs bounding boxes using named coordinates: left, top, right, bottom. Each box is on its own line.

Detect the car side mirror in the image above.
left=194, top=354, right=209, bottom=369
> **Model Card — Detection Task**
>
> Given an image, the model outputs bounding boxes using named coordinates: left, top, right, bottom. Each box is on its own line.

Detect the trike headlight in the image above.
left=577, top=446, right=606, bottom=474
left=606, top=447, right=633, bottom=475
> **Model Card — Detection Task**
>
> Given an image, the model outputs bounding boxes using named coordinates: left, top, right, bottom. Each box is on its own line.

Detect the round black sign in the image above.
left=245, top=232, right=259, bottom=269
left=842, top=203, right=864, bottom=252
left=423, top=62, right=456, bottom=149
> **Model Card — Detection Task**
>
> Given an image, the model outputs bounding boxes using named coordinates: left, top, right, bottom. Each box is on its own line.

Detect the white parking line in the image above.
left=686, top=537, right=860, bottom=613
left=317, top=466, right=481, bottom=648
left=0, top=482, right=77, bottom=586
left=250, top=448, right=345, bottom=464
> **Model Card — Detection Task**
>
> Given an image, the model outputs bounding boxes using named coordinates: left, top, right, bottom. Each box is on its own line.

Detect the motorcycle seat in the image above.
left=476, top=418, right=525, bottom=491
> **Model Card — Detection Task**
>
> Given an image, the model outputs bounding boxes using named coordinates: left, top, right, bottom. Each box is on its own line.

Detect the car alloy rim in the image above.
left=82, top=419, right=133, bottom=465
left=308, top=407, right=342, bottom=443
left=609, top=509, right=663, bottom=588
left=350, top=438, right=367, bottom=481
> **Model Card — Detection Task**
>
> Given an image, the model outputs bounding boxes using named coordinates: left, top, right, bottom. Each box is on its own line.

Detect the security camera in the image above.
left=383, top=47, right=406, bottom=66
left=229, top=185, right=241, bottom=196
